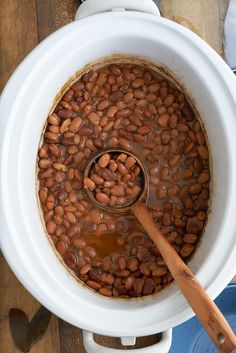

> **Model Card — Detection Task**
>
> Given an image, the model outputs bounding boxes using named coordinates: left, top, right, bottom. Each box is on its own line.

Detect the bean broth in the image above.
left=37, top=63, right=211, bottom=298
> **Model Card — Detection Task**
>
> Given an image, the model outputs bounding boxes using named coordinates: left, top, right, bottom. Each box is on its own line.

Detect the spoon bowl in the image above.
left=83, top=148, right=149, bottom=214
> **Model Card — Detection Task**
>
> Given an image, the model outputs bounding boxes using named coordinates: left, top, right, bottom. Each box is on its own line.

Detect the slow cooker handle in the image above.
left=75, top=0, right=160, bottom=20
left=83, top=330, right=172, bottom=353
left=77, top=1, right=165, bottom=352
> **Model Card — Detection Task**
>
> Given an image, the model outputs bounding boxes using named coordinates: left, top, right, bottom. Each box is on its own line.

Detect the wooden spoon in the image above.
left=84, top=149, right=236, bottom=352
left=131, top=202, right=236, bottom=353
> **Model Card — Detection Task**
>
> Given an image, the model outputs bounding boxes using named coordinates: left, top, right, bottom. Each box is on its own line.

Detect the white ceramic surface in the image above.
left=1, top=0, right=236, bottom=352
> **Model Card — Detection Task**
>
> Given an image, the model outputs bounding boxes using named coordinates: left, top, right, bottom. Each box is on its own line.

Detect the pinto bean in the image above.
left=97, top=99, right=109, bottom=110
left=198, top=171, right=210, bottom=183
left=127, top=258, right=139, bottom=272
left=198, top=145, right=209, bottom=160
left=107, top=106, right=118, bottom=118
left=183, top=233, right=198, bottom=243
left=148, top=83, right=160, bottom=93
left=84, top=177, right=96, bottom=191
left=80, top=264, right=92, bottom=275
left=118, top=138, right=131, bottom=149
left=88, top=112, right=100, bottom=125
left=98, top=153, right=111, bottom=168
left=186, top=217, right=203, bottom=234
left=87, top=280, right=102, bottom=290
left=99, top=287, right=113, bottom=297
left=152, top=267, right=167, bottom=276
left=96, top=193, right=110, bottom=204
left=133, top=279, right=144, bottom=296
left=132, top=78, right=144, bottom=88
left=180, top=244, right=195, bottom=257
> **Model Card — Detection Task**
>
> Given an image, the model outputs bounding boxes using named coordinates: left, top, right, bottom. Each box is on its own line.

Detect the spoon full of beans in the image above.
left=84, top=148, right=149, bottom=213
left=84, top=149, right=236, bottom=353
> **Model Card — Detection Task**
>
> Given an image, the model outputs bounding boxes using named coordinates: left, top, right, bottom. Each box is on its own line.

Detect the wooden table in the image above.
left=0, top=1, right=230, bottom=352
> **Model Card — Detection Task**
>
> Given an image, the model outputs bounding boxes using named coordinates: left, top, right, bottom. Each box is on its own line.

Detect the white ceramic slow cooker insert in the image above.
left=1, top=1, right=236, bottom=352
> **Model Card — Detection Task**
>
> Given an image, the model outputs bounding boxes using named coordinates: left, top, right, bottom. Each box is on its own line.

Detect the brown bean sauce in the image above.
left=37, top=64, right=210, bottom=298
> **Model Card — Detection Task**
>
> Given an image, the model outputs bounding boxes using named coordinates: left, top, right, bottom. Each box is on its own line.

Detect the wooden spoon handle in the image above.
left=131, top=202, right=236, bottom=353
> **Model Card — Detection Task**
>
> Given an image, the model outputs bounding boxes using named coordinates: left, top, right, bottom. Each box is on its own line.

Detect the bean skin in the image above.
left=80, top=264, right=92, bottom=275
left=39, top=188, right=48, bottom=203
left=132, top=78, right=144, bottom=88
left=46, top=221, right=56, bottom=234
left=160, top=167, right=170, bottom=181
left=48, top=113, right=60, bottom=126
left=125, top=275, right=135, bottom=290
left=162, top=213, right=172, bottom=226
left=198, top=172, right=210, bottom=183
left=117, top=162, right=127, bottom=176
left=189, top=184, right=202, bottom=195
left=96, top=193, right=110, bottom=204
left=99, top=287, right=113, bottom=297
left=152, top=267, right=168, bottom=276
left=116, top=270, right=130, bottom=277
left=98, top=153, right=111, bottom=168
left=39, top=159, right=51, bottom=169
left=123, top=92, right=133, bottom=103
left=46, top=194, right=55, bottom=210
left=182, top=168, right=193, bottom=179
left=118, top=138, right=131, bottom=149
left=69, top=117, right=83, bottom=133
left=87, top=280, right=102, bottom=290
left=111, top=185, right=125, bottom=197
left=107, top=106, right=118, bottom=118
left=127, top=258, right=139, bottom=272
left=137, top=126, right=151, bottom=135
left=107, top=137, right=118, bottom=147
left=133, top=134, right=144, bottom=142
left=198, top=145, right=209, bottom=160
left=88, top=112, right=100, bottom=125
left=56, top=241, right=67, bottom=255
left=118, top=256, right=126, bottom=271
left=101, top=273, right=115, bottom=285
left=133, top=279, right=144, bottom=296
left=73, top=238, right=86, bottom=249
left=183, top=233, right=198, bottom=243
left=180, top=244, right=195, bottom=257
left=84, top=177, right=96, bottom=191
left=158, top=114, right=169, bottom=127
left=164, top=94, right=175, bottom=107
left=91, top=174, right=104, bottom=185
left=97, top=99, right=109, bottom=110
left=148, top=83, right=160, bottom=93
left=103, top=121, right=114, bottom=132
left=84, top=246, right=96, bottom=258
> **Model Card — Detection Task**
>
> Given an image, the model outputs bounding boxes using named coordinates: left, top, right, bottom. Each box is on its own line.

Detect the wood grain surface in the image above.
left=0, top=1, right=230, bottom=352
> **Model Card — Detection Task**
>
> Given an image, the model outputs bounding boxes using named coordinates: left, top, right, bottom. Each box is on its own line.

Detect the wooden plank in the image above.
left=0, top=0, right=39, bottom=92
left=0, top=253, right=61, bottom=353
left=36, top=0, right=79, bottom=41
left=160, top=0, right=229, bottom=57
left=59, top=320, right=161, bottom=353
left=0, top=0, right=61, bottom=351
left=218, top=0, right=230, bottom=59
left=59, top=320, right=85, bottom=353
